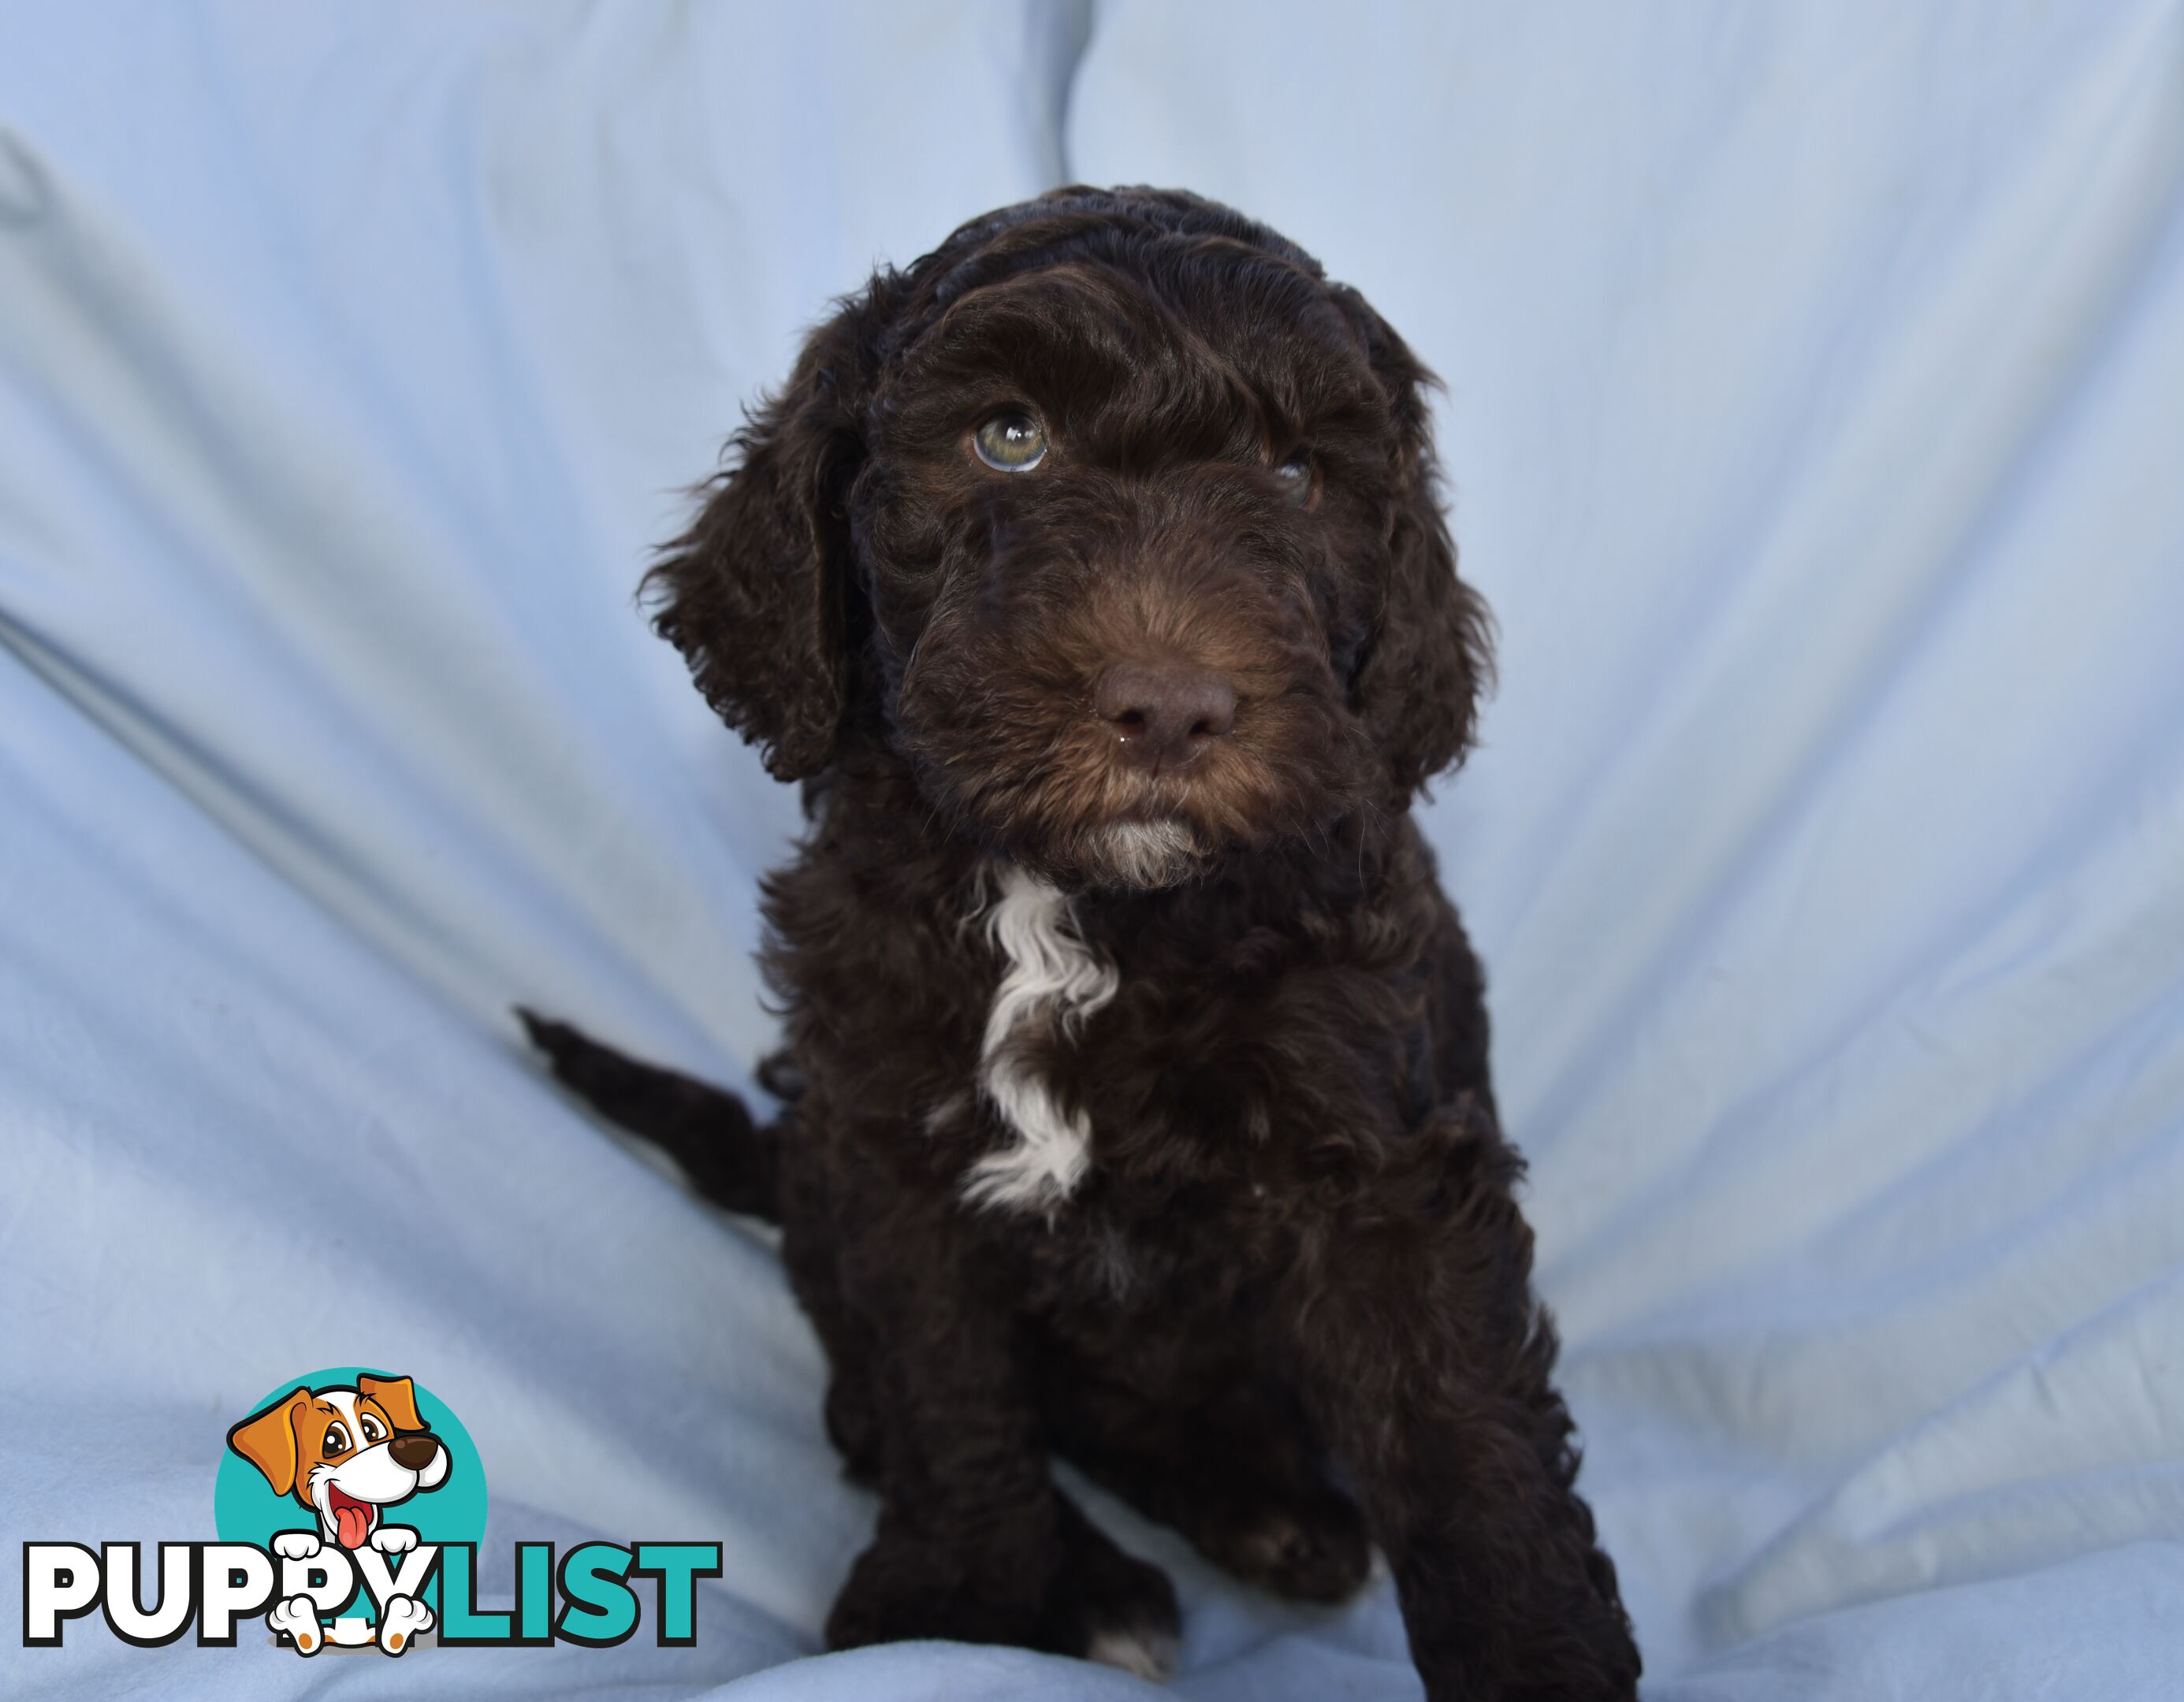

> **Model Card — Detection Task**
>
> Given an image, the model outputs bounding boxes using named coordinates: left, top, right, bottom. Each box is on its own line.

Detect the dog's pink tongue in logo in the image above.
left=328, top=1485, right=375, bottom=1549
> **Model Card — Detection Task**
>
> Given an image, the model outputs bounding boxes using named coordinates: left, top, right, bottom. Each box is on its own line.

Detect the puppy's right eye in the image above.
left=322, top=1423, right=351, bottom=1458
left=973, top=413, right=1047, bottom=472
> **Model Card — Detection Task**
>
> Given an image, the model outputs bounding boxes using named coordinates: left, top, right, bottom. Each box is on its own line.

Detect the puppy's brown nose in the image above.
left=389, top=1433, right=440, bottom=1472
left=1096, top=660, right=1237, bottom=771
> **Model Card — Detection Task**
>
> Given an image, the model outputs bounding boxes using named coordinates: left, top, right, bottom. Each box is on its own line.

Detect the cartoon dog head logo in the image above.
left=225, top=1373, right=451, bottom=1553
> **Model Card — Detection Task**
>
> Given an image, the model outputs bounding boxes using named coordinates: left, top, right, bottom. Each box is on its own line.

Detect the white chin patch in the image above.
left=962, top=865, right=1118, bottom=1213
left=1088, top=819, right=1199, bottom=889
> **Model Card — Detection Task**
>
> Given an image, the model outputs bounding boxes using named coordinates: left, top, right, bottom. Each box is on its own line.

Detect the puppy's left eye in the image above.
left=973, top=412, right=1047, bottom=472
left=360, top=1416, right=384, bottom=1444
left=1272, top=452, right=1314, bottom=506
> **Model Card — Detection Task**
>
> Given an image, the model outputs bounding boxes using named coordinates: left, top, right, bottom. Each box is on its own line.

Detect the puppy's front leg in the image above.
left=1286, top=1109, right=1640, bottom=1702
left=824, top=1187, right=1061, bottom=1652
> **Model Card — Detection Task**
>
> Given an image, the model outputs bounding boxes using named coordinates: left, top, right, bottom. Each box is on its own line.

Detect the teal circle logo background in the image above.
left=214, top=1367, right=488, bottom=1565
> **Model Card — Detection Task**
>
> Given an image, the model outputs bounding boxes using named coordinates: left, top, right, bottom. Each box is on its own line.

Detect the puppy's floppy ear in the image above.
left=227, top=1387, right=311, bottom=1498
left=1337, top=288, right=1494, bottom=798
left=357, top=1372, right=425, bottom=1433
left=645, top=288, right=886, bottom=782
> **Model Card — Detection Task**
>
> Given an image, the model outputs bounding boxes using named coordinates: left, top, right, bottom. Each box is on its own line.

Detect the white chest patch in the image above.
left=963, top=864, right=1118, bottom=1213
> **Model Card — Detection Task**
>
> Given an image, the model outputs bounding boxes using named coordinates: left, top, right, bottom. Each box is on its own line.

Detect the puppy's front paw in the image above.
left=377, top=1594, right=433, bottom=1655
left=826, top=1531, right=1052, bottom=1652
left=1045, top=1504, right=1180, bottom=1681
left=271, top=1531, right=322, bottom=1561
left=370, top=1524, right=419, bottom=1555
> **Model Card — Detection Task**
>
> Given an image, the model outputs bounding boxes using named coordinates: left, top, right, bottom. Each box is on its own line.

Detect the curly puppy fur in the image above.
left=525, top=186, right=1639, bottom=1700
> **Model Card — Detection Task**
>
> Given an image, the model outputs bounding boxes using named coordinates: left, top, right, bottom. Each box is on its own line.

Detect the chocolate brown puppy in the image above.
left=525, top=185, right=1639, bottom=1700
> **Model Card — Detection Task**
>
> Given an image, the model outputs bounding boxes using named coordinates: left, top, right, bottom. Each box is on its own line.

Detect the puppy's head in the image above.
left=650, top=187, right=1490, bottom=890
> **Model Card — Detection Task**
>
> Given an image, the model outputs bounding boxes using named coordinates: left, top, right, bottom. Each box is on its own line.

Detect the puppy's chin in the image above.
left=1008, top=818, right=1207, bottom=893
left=1081, top=819, right=1204, bottom=890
